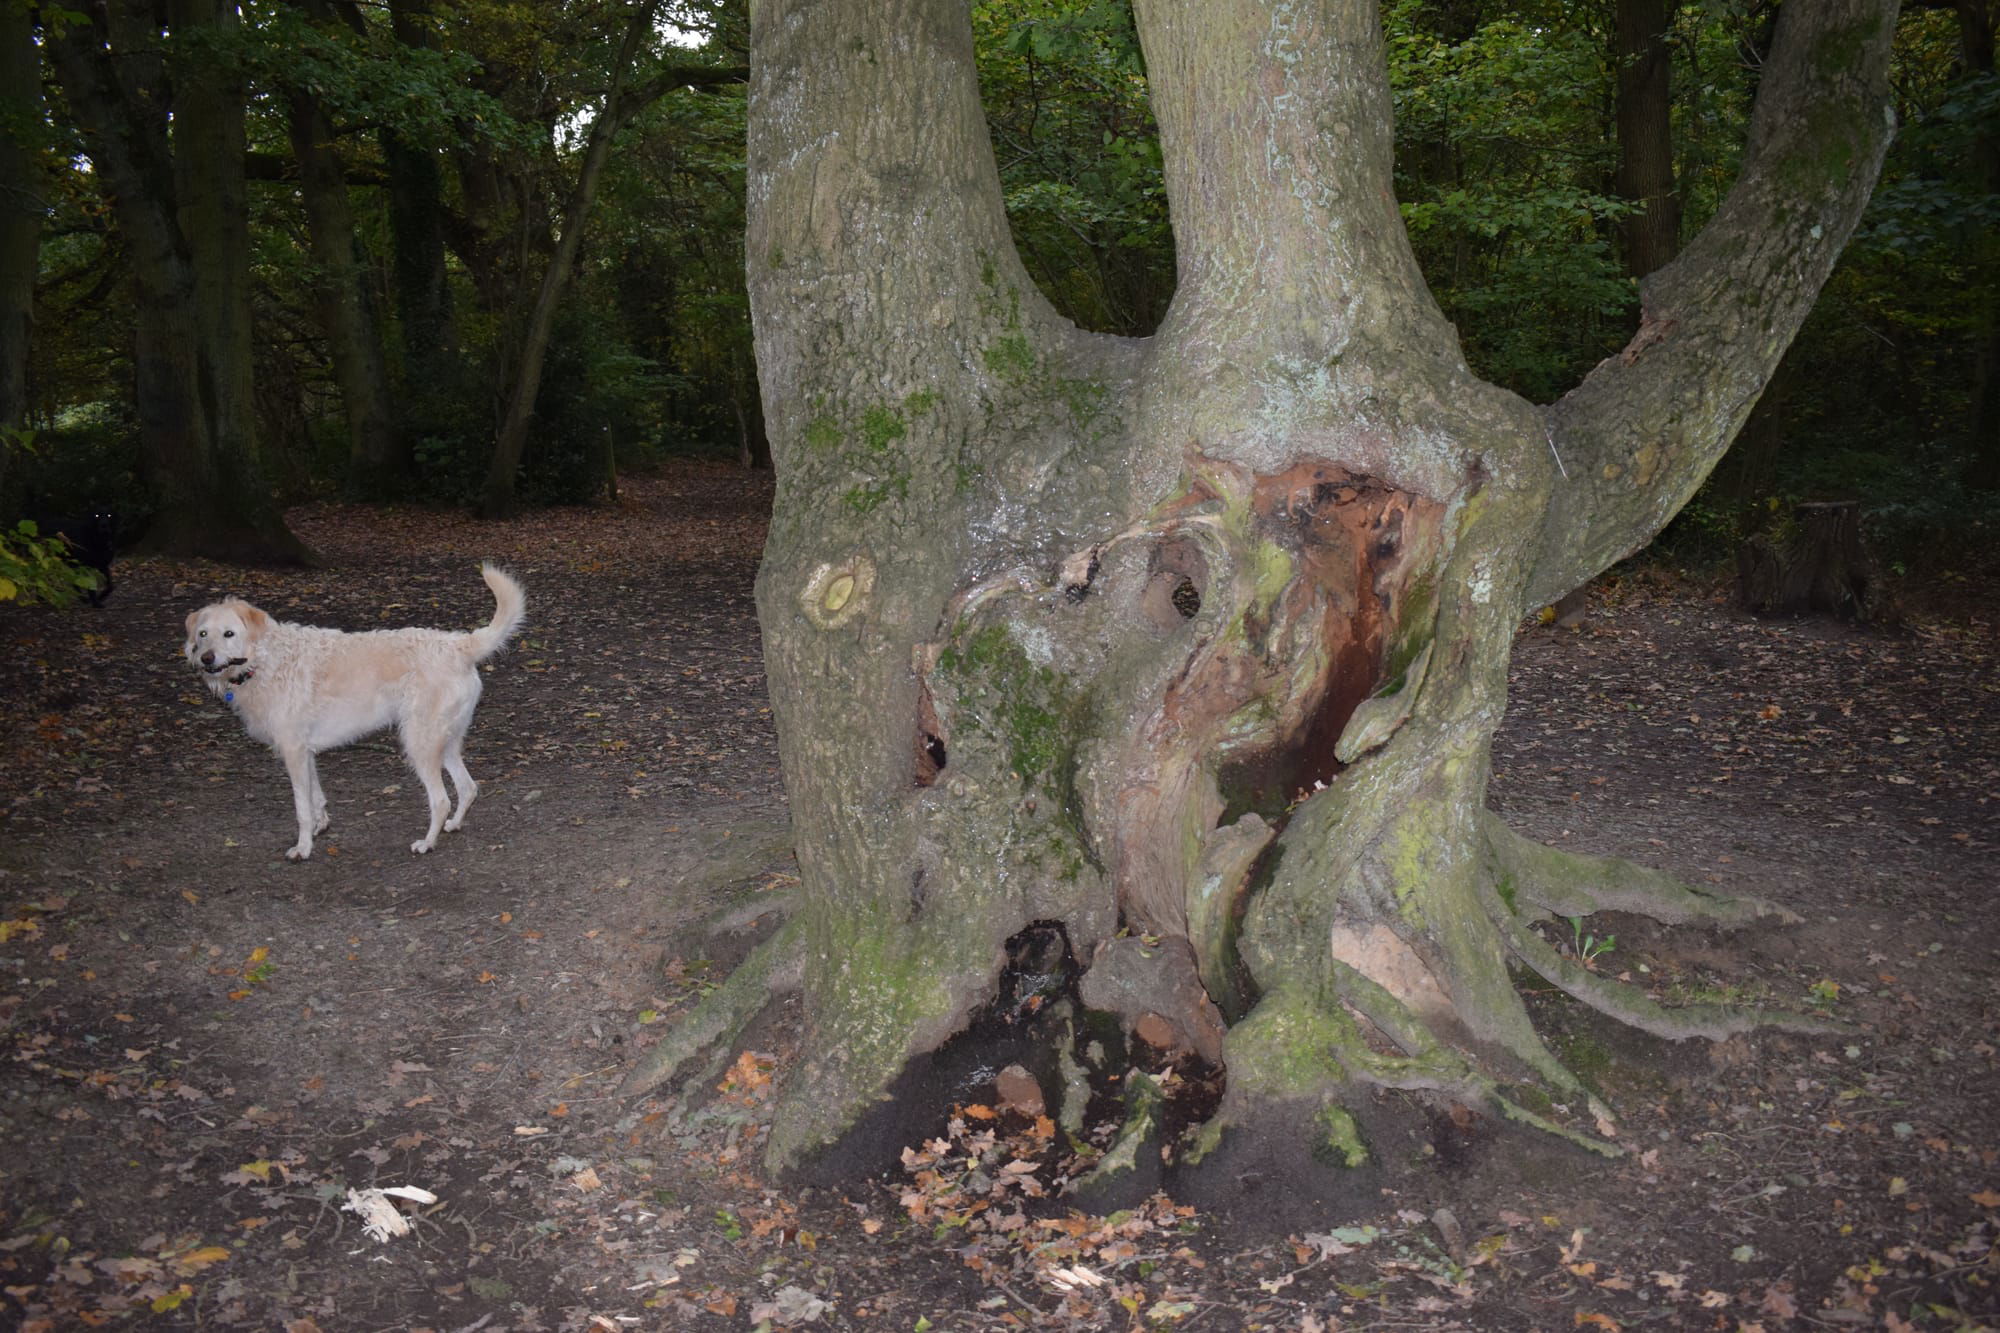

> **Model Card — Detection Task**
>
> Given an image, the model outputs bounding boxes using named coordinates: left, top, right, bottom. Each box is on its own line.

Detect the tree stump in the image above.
left=1737, top=500, right=1896, bottom=623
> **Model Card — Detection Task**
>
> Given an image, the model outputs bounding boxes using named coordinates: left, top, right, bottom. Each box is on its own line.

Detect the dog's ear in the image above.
left=184, top=609, right=199, bottom=640
left=238, top=602, right=273, bottom=639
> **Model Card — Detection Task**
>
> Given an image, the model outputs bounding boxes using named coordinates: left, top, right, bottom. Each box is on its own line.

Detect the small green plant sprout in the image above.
left=1807, top=978, right=1841, bottom=1011
left=1564, top=916, right=1616, bottom=968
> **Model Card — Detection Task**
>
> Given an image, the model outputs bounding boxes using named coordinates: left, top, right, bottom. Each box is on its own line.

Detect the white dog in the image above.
left=184, top=564, right=526, bottom=860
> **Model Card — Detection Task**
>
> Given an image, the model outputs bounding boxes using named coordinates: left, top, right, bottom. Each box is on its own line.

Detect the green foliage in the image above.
left=974, top=0, right=1172, bottom=334
left=0, top=520, right=99, bottom=607
left=234, top=4, right=534, bottom=153
left=17, top=0, right=1991, bottom=565
left=1387, top=5, right=1639, bottom=399
left=1563, top=916, right=1616, bottom=967
left=1, top=404, right=150, bottom=536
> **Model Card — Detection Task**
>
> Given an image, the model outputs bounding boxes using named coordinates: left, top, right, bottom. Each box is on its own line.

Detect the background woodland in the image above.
left=0, top=0, right=1994, bottom=580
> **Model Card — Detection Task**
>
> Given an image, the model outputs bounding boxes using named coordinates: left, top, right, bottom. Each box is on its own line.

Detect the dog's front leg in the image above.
left=278, top=744, right=319, bottom=860
left=306, top=755, right=330, bottom=835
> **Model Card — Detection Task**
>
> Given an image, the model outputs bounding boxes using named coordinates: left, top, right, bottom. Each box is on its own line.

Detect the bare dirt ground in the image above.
left=2, top=461, right=1995, bottom=1331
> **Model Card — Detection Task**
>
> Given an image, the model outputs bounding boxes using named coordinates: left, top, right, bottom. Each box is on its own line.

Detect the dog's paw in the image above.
left=313, top=815, right=332, bottom=834
left=286, top=844, right=312, bottom=861
left=410, top=839, right=434, bottom=855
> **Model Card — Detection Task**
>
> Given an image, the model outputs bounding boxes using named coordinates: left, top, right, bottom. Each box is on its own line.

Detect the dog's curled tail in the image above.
left=465, top=563, right=527, bottom=662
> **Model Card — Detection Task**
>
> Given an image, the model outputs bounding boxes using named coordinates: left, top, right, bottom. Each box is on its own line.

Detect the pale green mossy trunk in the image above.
left=626, top=0, right=1896, bottom=1185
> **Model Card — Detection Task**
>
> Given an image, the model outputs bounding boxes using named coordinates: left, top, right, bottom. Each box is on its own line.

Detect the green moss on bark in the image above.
left=937, top=623, right=1085, bottom=789
left=1313, top=1103, right=1369, bottom=1168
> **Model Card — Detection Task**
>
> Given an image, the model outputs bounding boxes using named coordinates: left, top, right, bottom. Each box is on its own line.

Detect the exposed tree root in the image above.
left=1481, top=878, right=1840, bottom=1042
left=1326, top=959, right=1619, bottom=1147
left=1488, top=1093, right=1623, bottom=1157
left=1484, top=814, right=1799, bottom=925
left=1216, top=979, right=1625, bottom=1164
left=620, top=916, right=804, bottom=1099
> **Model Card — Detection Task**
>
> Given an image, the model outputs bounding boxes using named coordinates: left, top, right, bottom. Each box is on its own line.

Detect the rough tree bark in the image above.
left=628, top=0, right=1898, bottom=1193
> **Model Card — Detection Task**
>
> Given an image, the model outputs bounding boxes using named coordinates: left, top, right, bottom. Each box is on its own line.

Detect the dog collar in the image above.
left=224, top=666, right=255, bottom=702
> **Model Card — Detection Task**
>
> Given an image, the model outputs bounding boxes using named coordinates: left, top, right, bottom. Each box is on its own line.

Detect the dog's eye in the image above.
left=224, top=630, right=235, bottom=638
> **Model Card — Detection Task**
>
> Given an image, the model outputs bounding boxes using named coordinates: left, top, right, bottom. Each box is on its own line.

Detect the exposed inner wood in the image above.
left=913, top=677, right=946, bottom=788
left=1209, top=461, right=1444, bottom=821
left=1116, top=459, right=1443, bottom=953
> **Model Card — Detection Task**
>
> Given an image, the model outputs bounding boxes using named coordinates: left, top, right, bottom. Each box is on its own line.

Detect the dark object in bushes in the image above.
left=1738, top=500, right=1895, bottom=624
left=35, top=509, right=117, bottom=605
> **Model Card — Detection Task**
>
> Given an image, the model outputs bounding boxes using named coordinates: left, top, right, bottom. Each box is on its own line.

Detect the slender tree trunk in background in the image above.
left=627, top=0, right=1897, bottom=1203
left=731, top=367, right=770, bottom=470
left=381, top=0, right=461, bottom=429
left=1552, top=0, right=1684, bottom=627
left=1614, top=0, right=1682, bottom=278
left=1955, top=0, right=2000, bottom=490
left=283, top=13, right=405, bottom=496
left=43, top=0, right=310, bottom=564
left=0, top=0, right=43, bottom=485
left=477, top=0, right=660, bottom=519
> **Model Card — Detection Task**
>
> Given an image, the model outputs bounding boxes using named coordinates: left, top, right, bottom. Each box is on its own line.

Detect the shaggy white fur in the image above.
left=183, top=564, right=526, bottom=860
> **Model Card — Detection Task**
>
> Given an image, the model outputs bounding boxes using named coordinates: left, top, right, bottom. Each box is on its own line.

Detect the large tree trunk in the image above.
left=44, top=0, right=310, bottom=564
left=0, top=0, right=41, bottom=469
left=282, top=4, right=406, bottom=497
left=630, top=0, right=1898, bottom=1195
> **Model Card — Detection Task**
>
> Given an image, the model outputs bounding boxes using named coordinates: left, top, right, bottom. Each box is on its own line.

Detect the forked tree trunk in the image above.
left=629, top=0, right=1898, bottom=1190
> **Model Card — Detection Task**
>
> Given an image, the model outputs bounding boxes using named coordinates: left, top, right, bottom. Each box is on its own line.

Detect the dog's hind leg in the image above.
left=442, top=733, right=478, bottom=833
left=278, top=744, right=320, bottom=860
left=403, top=724, right=452, bottom=854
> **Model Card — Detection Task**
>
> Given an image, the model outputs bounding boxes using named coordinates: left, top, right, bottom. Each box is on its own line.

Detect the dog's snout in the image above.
left=200, top=649, right=215, bottom=666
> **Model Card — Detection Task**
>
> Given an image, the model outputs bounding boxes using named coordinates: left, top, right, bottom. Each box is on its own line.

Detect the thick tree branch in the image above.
left=749, top=0, right=1111, bottom=441
left=1530, top=0, right=1897, bottom=607
left=618, top=62, right=747, bottom=125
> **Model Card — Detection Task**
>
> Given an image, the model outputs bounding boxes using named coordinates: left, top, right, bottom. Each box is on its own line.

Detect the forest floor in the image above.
left=1, top=460, right=1996, bottom=1332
